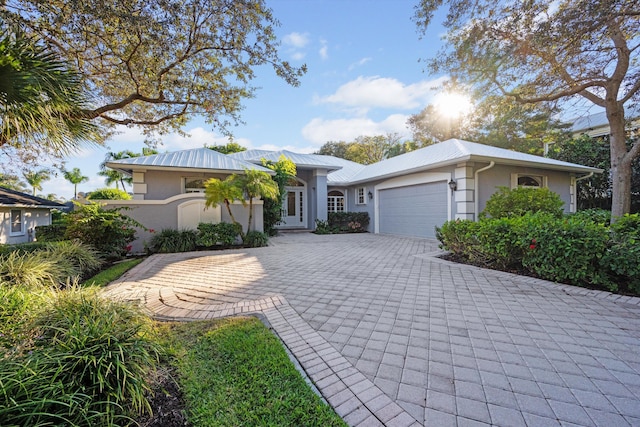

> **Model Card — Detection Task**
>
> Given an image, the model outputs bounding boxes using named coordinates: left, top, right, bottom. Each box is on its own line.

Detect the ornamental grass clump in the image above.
left=30, top=286, right=161, bottom=423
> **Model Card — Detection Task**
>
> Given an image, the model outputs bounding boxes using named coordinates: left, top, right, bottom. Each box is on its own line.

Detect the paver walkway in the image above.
left=104, top=233, right=640, bottom=426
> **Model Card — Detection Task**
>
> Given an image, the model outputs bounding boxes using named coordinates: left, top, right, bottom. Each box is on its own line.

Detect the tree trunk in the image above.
left=607, top=103, right=632, bottom=220
left=247, top=197, right=253, bottom=235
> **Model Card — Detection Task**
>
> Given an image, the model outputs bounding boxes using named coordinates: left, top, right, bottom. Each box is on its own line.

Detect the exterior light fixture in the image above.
left=448, top=179, right=457, bottom=192
left=368, top=191, right=373, bottom=200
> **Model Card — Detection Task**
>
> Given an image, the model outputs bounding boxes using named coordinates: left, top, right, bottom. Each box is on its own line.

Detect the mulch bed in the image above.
left=137, top=366, right=190, bottom=427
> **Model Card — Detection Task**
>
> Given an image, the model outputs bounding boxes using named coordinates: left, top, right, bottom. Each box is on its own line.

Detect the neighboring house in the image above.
left=0, top=187, right=64, bottom=245
left=104, top=139, right=600, bottom=251
left=569, top=106, right=640, bottom=138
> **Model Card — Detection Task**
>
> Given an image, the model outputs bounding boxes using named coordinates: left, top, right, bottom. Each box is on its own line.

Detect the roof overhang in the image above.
left=105, top=163, right=276, bottom=176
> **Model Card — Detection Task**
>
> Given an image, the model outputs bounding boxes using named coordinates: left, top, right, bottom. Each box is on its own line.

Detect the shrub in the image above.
left=64, top=203, right=142, bottom=260
left=481, top=186, right=564, bottom=219
left=87, top=187, right=132, bottom=200
left=34, top=224, right=68, bottom=242
left=327, top=212, right=370, bottom=233
left=602, top=214, right=640, bottom=294
left=570, top=208, right=611, bottom=225
left=0, top=241, right=50, bottom=255
left=148, top=228, right=197, bottom=253
left=244, top=231, right=269, bottom=248
left=32, top=287, right=161, bottom=422
left=313, top=219, right=334, bottom=234
left=521, top=215, right=612, bottom=290
left=436, top=219, right=482, bottom=260
left=196, top=222, right=242, bottom=247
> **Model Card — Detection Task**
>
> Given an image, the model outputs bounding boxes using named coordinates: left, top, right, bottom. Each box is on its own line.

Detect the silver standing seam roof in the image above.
left=105, top=140, right=601, bottom=183
left=346, top=139, right=601, bottom=185
left=106, top=147, right=274, bottom=174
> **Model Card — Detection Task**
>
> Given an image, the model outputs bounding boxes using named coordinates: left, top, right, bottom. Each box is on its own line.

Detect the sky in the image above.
left=39, top=0, right=453, bottom=199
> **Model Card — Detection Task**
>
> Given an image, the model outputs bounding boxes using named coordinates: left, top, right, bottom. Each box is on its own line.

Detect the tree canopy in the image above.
left=315, top=134, right=418, bottom=165
left=415, top=0, right=640, bottom=217
left=0, top=27, right=99, bottom=166
left=1, top=0, right=306, bottom=141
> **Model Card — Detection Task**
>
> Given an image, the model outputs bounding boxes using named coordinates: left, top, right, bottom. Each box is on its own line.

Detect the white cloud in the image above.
left=301, top=114, right=410, bottom=145
left=283, top=32, right=310, bottom=48
left=318, top=75, right=448, bottom=112
left=348, top=57, right=371, bottom=70
left=319, top=39, right=328, bottom=60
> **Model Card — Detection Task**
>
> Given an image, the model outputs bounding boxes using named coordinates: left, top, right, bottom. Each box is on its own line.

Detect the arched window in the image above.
left=327, top=190, right=345, bottom=212
left=512, top=174, right=547, bottom=189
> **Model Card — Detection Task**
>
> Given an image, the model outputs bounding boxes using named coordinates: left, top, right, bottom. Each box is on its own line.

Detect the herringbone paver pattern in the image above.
left=104, top=233, right=640, bottom=426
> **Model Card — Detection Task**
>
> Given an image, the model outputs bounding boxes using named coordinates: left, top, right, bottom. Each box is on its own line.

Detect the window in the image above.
left=184, top=177, right=207, bottom=193
left=512, top=174, right=547, bottom=189
left=356, top=187, right=367, bottom=205
left=10, top=209, right=24, bottom=235
left=328, top=190, right=345, bottom=213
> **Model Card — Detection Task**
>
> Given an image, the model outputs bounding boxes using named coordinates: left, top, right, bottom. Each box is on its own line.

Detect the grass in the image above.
left=82, top=258, right=143, bottom=287
left=159, top=317, right=347, bottom=427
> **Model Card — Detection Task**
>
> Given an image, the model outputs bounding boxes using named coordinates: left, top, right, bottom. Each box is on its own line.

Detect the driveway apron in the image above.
left=104, top=233, right=640, bottom=427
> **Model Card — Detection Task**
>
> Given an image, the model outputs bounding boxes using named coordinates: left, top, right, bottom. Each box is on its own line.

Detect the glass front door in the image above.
left=281, top=188, right=305, bottom=227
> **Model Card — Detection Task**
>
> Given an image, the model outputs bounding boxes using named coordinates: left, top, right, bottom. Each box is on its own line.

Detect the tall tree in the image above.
left=23, top=169, right=50, bottom=195
left=62, top=167, right=88, bottom=199
left=99, top=149, right=158, bottom=190
left=206, top=141, right=247, bottom=154
left=0, top=27, right=98, bottom=165
left=315, top=134, right=409, bottom=165
left=0, top=173, right=27, bottom=192
left=415, top=0, right=640, bottom=218
left=2, top=0, right=306, bottom=141
left=261, top=155, right=297, bottom=235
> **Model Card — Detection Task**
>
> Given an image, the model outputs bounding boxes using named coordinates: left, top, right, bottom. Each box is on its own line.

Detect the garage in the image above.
left=378, top=181, right=448, bottom=238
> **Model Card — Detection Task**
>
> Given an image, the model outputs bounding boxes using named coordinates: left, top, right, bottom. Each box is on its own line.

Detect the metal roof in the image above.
left=0, top=187, right=65, bottom=208
left=348, top=139, right=601, bottom=184
left=106, top=147, right=273, bottom=174
left=569, top=105, right=640, bottom=136
left=230, top=149, right=343, bottom=171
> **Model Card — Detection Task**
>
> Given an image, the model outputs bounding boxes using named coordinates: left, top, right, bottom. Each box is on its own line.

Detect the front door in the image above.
left=281, top=187, right=306, bottom=228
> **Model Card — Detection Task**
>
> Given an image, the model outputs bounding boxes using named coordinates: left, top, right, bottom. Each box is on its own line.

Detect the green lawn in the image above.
left=81, top=257, right=143, bottom=287
left=159, top=317, right=347, bottom=427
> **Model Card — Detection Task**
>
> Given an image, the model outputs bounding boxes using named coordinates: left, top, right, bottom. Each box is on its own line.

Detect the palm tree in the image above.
left=23, top=169, right=51, bottom=196
left=99, top=149, right=158, bottom=190
left=205, top=169, right=279, bottom=239
left=62, top=167, right=89, bottom=199
left=0, top=173, right=29, bottom=192
left=0, top=29, right=99, bottom=155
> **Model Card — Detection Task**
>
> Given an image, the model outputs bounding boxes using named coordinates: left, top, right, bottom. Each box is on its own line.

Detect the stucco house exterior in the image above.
left=0, top=187, right=64, bottom=245
left=103, top=139, right=600, bottom=251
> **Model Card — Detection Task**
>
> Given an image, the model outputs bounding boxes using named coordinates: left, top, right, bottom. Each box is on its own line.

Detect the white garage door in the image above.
left=378, top=181, right=448, bottom=238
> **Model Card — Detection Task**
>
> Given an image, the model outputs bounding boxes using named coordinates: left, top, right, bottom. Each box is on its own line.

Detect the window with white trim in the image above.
left=10, top=209, right=24, bottom=235
left=511, top=174, right=547, bottom=189
left=184, top=177, right=207, bottom=193
left=356, top=187, right=367, bottom=205
left=327, top=190, right=345, bottom=212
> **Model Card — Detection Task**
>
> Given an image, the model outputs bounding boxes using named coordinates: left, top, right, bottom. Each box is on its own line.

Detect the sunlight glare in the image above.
left=434, top=92, right=473, bottom=118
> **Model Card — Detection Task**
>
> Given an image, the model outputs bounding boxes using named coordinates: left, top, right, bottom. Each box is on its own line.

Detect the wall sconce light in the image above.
left=368, top=191, right=373, bottom=200
left=448, top=179, right=457, bottom=192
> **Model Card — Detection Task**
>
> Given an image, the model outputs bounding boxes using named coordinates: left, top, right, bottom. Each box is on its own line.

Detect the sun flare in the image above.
left=434, top=92, right=473, bottom=118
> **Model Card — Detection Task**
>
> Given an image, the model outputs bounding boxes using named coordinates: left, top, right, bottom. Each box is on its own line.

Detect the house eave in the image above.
left=105, top=163, right=276, bottom=176
left=0, top=204, right=61, bottom=209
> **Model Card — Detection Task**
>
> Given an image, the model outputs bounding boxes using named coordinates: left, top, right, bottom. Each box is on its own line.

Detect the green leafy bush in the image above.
left=244, top=231, right=269, bottom=247
left=44, top=240, right=103, bottom=279
left=481, top=186, right=564, bottom=219
left=64, top=203, right=142, bottom=260
left=196, top=222, right=242, bottom=247
left=328, top=212, right=370, bottom=232
left=34, top=223, right=68, bottom=242
left=313, top=219, right=335, bottom=234
left=602, top=214, right=640, bottom=294
left=87, top=187, right=132, bottom=200
left=570, top=208, right=611, bottom=225
left=0, top=241, right=50, bottom=255
left=148, top=229, right=197, bottom=253
left=521, top=215, right=611, bottom=289
left=436, top=219, right=482, bottom=259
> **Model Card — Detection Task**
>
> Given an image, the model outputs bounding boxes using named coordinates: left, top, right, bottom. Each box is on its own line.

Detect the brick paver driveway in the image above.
left=105, top=233, right=640, bottom=426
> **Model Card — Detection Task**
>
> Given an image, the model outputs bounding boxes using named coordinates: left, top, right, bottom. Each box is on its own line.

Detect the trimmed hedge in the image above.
left=317, top=212, right=370, bottom=234
left=437, top=213, right=640, bottom=295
